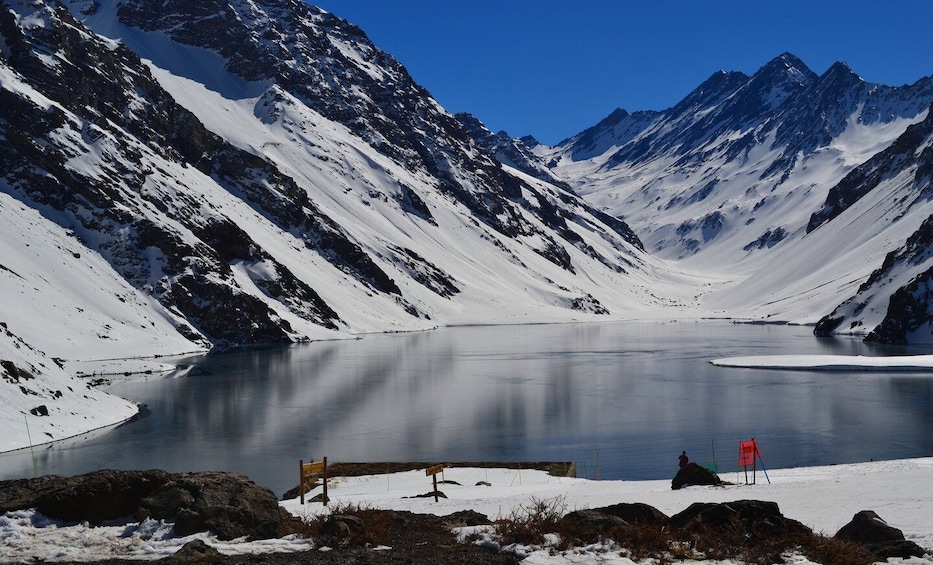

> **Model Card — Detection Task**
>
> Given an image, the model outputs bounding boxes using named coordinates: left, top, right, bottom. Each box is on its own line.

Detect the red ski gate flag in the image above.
left=738, top=439, right=759, bottom=467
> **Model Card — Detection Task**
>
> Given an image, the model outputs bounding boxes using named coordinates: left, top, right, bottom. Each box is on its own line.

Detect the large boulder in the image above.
left=594, top=502, right=669, bottom=527
left=671, top=462, right=723, bottom=490
left=0, top=469, right=301, bottom=541
left=557, top=509, right=629, bottom=535
left=0, top=469, right=171, bottom=524
left=834, top=510, right=907, bottom=543
left=834, top=510, right=926, bottom=560
left=137, top=471, right=301, bottom=540
left=670, top=500, right=810, bottom=537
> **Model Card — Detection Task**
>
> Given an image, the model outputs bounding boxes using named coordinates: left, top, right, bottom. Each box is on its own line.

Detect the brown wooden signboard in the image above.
left=299, top=457, right=328, bottom=505
left=425, top=464, right=446, bottom=476
left=425, top=464, right=447, bottom=502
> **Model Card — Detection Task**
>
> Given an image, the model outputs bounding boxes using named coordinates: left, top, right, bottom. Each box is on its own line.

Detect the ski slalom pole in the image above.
left=757, top=449, right=771, bottom=484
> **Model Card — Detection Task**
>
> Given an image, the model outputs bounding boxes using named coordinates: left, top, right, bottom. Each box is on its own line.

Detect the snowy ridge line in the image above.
left=710, top=354, right=933, bottom=371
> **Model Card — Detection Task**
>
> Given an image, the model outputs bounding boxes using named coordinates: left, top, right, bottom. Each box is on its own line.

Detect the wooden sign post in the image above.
left=299, top=457, right=328, bottom=505
left=425, top=464, right=447, bottom=502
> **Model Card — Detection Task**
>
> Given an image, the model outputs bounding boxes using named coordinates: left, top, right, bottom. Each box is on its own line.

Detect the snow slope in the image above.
left=0, top=323, right=138, bottom=453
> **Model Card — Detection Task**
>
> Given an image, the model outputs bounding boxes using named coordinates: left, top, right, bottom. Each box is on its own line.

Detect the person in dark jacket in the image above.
left=678, top=451, right=689, bottom=470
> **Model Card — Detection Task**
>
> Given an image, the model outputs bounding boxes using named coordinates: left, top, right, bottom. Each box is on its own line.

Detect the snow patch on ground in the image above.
left=3, top=459, right=931, bottom=562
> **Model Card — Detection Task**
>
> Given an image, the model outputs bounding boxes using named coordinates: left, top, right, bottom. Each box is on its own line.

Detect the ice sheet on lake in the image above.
left=710, top=354, right=933, bottom=371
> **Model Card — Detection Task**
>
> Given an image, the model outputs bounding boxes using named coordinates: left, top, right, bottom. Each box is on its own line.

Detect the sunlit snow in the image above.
left=1, top=459, right=931, bottom=563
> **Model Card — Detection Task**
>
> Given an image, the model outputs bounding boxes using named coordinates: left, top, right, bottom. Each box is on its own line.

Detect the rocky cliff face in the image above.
left=1, top=0, right=346, bottom=347
left=0, top=0, right=655, bottom=358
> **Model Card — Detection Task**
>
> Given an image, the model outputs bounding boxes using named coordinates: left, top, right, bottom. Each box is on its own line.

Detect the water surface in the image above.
left=2, top=321, right=932, bottom=496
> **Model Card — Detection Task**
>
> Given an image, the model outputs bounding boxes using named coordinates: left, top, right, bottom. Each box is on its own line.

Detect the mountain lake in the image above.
left=1, top=320, right=932, bottom=497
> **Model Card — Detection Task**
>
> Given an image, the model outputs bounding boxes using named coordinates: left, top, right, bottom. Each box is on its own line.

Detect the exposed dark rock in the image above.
left=404, top=490, right=447, bottom=499
left=455, top=112, right=571, bottom=191
left=834, top=509, right=907, bottom=543
left=669, top=500, right=811, bottom=542
left=869, top=539, right=928, bottom=560
left=557, top=509, right=629, bottom=534
left=808, top=103, right=933, bottom=234
left=834, top=510, right=926, bottom=560
left=171, top=539, right=221, bottom=560
left=0, top=469, right=171, bottom=524
left=1, top=360, right=34, bottom=382
left=137, top=471, right=301, bottom=540
left=0, top=469, right=300, bottom=542
left=594, top=502, right=669, bottom=527
left=743, top=226, right=788, bottom=251
left=671, top=462, right=723, bottom=490
left=443, top=509, right=492, bottom=528
left=865, top=258, right=933, bottom=344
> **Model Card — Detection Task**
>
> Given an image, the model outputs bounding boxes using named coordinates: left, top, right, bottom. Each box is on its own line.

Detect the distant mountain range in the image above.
left=530, top=52, right=933, bottom=341
left=2, top=0, right=933, bottom=448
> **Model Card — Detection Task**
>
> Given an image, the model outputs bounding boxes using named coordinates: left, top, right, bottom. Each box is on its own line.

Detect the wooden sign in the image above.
left=299, top=457, right=328, bottom=505
left=303, top=461, right=326, bottom=475
left=425, top=464, right=447, bottom=476
left=425, top=464, right=447, bottom=502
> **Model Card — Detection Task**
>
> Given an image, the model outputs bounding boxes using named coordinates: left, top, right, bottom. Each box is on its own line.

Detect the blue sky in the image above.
left=310, top=1, right=933, bottom=145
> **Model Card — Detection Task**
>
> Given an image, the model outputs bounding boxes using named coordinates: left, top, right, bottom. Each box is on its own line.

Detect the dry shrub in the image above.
left=611, top=521, right=675, bottom=560
left=799, top=532, right=875, bottom=565
left=679, top=520, right=876, bottom=565
left=494, top=495, right=567, bottom=546
left=305, top=502, right=395, bottom=547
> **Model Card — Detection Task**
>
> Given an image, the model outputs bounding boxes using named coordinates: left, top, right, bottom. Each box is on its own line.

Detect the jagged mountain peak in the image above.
left=734, top=52, right=817, bottom=113
left=818, top=60, right=865, bottom=88
left=537, top=47, right=933, bottom=342
left=671, top=69, right=749, bottom=114
left=455, top=112, right=572, bottom=190
left=557, top=107, right=630, bottom=148
left=758, top=52, right=815, bottom=79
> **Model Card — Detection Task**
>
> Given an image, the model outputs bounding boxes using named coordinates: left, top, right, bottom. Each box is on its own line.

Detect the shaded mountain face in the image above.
left=812, top=105, right=933, bottom=344
left=0, top=0, right=655, bottom=357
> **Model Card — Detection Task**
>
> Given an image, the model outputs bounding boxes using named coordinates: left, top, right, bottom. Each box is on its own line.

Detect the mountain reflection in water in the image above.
left=1, top=321, right=932, bottom=496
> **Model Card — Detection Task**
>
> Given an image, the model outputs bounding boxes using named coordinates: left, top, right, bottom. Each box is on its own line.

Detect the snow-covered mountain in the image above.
left=534, top=53, right=933, bottom=341
left=0, top=0, right=690, bottom=448
left=0, top=0, right=678, bottom=362
left=3, top=0, right=933, bottom=449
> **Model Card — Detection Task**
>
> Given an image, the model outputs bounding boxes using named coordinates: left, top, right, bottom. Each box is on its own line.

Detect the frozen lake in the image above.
left=2, top=321, right=932, bottom=496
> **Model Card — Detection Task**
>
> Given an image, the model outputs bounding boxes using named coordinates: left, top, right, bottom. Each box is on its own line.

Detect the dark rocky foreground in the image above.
left=0, top=469, right=927, bottom=564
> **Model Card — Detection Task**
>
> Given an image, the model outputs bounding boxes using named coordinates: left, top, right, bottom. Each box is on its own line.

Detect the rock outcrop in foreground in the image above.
left=0, top=470, right=927, bottom=563
left=0, top=469, right=301, bottom=541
